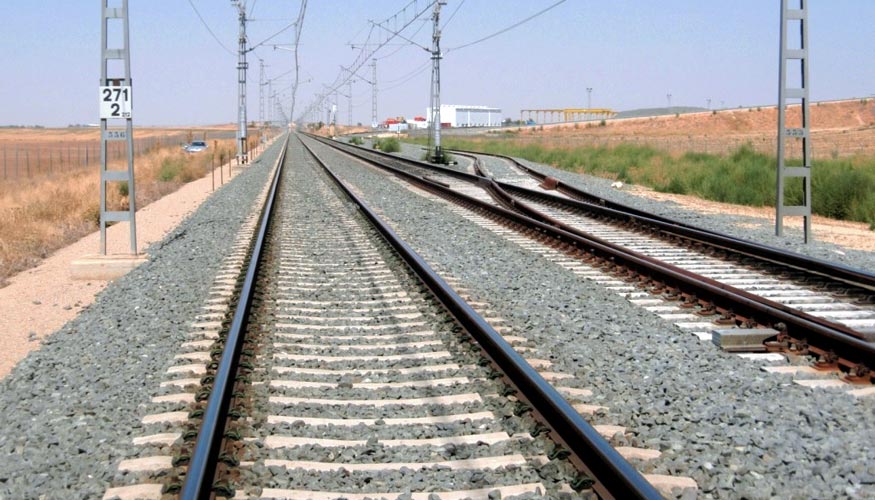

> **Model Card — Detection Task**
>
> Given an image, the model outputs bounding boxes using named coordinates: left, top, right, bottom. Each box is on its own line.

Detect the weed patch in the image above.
left=406, top=137, right=875, bottom=227
left=373, top=137, right=401, bottom=153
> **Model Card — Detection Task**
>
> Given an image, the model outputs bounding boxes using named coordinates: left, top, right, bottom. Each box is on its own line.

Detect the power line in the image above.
left=249, top=19, right=297, bottom=52
left=446, top=0, right=567, bottom=53
left=299, top=1, right=436, bottom=122
left=186, top=0, right=235, bottom=56
left=441, top=0, right=466, bottom=29
left=380, top=60, right=430, bottom=89
left=374, top=16, right=430, bottom=60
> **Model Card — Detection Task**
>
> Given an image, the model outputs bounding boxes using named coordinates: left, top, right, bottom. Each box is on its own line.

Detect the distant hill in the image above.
left=614, top=107, right=708, bottom=119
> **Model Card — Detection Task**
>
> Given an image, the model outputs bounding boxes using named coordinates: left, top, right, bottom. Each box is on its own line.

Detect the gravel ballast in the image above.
left=0, top=137, right=285, bottom=499
left=311, top=138, right=875, bottom=499
left=1, top=132, right=873, bottom=499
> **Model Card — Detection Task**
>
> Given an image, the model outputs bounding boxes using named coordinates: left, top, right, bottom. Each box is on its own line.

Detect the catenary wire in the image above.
left=187, top=0, right=235, bottom=56
left=446, top=0, right=567, bottom=53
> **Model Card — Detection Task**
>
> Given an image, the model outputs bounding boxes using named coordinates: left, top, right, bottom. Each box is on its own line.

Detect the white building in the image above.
left=426, top=104, right=502, bottom=128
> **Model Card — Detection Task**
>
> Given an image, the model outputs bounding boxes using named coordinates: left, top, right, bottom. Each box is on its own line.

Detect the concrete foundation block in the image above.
left=70, top=254, right=148, bottom=281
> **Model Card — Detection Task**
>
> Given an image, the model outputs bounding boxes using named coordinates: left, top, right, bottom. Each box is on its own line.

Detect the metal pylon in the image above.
left=259, top=59, right=266, bottom=126
left=234, top=1, right=249, bottom=164
left=429, top=1, right=446, bottom=163
left=347, top=79, right=353, bottom=126
left=99, top=0, right=137, bottom=255
left=371, top=59, right=378, bottom=129
left=776, top=0, right=811, bottom=242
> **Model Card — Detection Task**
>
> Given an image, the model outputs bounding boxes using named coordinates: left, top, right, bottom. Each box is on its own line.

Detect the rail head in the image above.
left=181, top=133, right=290, bottom=500
left=449, top=147, right=875, bottom=291
left=313, top=135, right=875, bottom=380
left=300, top=134, right=663, bottom=500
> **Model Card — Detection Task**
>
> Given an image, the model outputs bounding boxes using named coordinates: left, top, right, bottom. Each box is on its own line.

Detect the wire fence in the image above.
left=0, top=130, right=240, bottom=182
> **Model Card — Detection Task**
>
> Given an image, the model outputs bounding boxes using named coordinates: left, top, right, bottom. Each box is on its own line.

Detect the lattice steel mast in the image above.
left=776, top=0, right=812, bottom=242
left=371, top=59, right=378, bottom=128
left=233, top=1, right=249, bottom=164
left=429, top=1, right=446, bottom=163
left=99, top=0, right=137, bottom=255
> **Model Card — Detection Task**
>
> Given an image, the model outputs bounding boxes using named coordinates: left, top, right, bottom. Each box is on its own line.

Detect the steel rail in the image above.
left=453, top=148, right=875, bottom=292
left=298, top=135, right=663, bottom=500
left=315, top=137, right=875, bottom=292
left=180, top=133, right=290, bottom=500
left=307, top=135, right=875, bottom=379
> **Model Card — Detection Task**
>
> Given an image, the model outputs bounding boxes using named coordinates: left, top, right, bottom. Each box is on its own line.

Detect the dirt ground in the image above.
left=486, top=98, right=875, bottom=250
left=520, top=99, right=875, bottom=159
left=0, top=138, right=274, bottom=380
left=625, top=184, right=875, bottom=252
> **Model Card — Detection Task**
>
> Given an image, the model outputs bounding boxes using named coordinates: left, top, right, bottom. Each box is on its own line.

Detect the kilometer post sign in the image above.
left=99, top=86, right=132, bottom=119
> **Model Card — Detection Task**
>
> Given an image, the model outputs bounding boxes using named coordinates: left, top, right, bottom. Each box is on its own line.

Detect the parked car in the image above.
left=184, top=140, right=208, bottom=153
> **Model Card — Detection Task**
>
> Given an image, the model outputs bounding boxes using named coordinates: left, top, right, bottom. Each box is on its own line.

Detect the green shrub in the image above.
left=373, top=137, right=401, bottom=153
left=349, top=136, right=364, bottom=145
left=158, top=155, right=200, bottom=183
left=158, top=157, right=182, bottom=181
left=84, top=203, right=101, bottom=228
left=403, top=135, right=875, bottom=226
left=117, top=181, right=129, bottom=197
left=811, top=159, right=875, bottom=223
left=658, top=176, right=687, bottom=194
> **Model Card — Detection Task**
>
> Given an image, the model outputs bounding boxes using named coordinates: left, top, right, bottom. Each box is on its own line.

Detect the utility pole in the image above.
left=707, top=98, right=712, bottom=110
left=233, top=1, right=249, bottom=164
left=341, top=67, right=354, bottom=127
left=332, top=90, right=338, bottom=134
left=371, top=59, right=378, bottom=128
left=428, top=1, right=446, bottom=163
left=347, top=79, right=353, bottom=126
left=776, top=0, right=812, bottom=242
left=587, top=87, right=592, bottom=110
left=666, top=93, right=672, bottom=109
left=268, top=84, right=274, bottom=128
left=258, top=59, right=266, bottom=126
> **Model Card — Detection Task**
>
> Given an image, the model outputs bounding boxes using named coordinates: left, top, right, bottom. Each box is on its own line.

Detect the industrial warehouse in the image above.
left=425, top=104, right=503, bottom=128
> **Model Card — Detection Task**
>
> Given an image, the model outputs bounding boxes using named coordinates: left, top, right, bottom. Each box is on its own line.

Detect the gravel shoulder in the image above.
left=0, top=140, right=275, bottom=380
left=2, top=135, right=872, bottom=498
left=317, top=140, right=875, bottom=499
left=0, top=137, right=284, bottom=498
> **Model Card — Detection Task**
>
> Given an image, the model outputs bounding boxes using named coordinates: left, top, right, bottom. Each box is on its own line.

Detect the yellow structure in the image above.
left=520, top=108, right=616, bottom=124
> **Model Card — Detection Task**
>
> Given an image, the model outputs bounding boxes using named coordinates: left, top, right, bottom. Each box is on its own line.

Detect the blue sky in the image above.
left=0, top=1, right=872, bottom=127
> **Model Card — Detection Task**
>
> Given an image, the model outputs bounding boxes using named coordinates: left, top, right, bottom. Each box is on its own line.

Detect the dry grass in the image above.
left=497, top=99, right=875, bottom=159
left=0, top=128, right=263, bottom=286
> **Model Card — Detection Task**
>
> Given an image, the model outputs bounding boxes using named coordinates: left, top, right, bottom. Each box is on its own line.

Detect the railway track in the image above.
left=304, top=135, right=875, bottom=390
left=101, top=132, right=875, bottom=500
left=103, top=134, right=674, bottom=499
